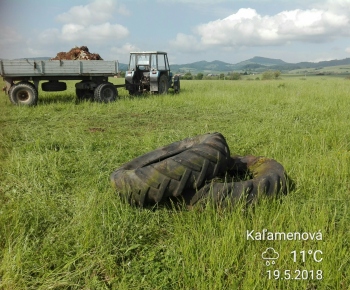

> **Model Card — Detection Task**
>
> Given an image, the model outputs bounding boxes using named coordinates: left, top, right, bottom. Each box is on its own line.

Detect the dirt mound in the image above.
left=51, top=46, right=103, bottom=60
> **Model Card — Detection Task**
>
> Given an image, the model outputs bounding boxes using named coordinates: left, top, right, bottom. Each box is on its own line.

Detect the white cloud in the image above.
left=170, top=4, right=350, bottom=52
left=346, top=47, right=350, bottom=54
left=38, top=22, right=128, bottom=44
left=316, top=0, right=350, bottom=13
left=111, top=43, right=140, bottom=54
left=38, top=0, right=129, bottom=46
left=56, top=0, right=128, bottom=26
left=196, top=8, right=350, bottom=47
left=110, top=43, right=140, bottom=62
left=169, top=33, right=204, bottom=52
left=60, top=22, right=128, bottom=41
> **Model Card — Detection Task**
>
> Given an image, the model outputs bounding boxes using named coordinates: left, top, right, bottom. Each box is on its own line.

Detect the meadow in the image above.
left=0, top=76, right=349, bottom=289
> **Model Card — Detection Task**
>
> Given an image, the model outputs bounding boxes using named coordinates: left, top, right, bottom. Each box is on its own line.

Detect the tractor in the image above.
left=125, top=51, right=180, bottom=95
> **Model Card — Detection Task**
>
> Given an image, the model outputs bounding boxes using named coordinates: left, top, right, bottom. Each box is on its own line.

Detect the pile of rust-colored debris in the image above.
left=51, top=46, right=103, bottom=60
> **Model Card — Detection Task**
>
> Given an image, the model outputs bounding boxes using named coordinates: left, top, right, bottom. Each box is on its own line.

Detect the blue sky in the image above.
left=1, top=0, right=350, bottom=64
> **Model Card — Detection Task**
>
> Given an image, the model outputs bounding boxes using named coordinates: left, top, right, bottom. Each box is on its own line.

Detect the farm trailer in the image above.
left=1, top=51, right=180, bottom=106
left=0, top=59, right=122, bottom=105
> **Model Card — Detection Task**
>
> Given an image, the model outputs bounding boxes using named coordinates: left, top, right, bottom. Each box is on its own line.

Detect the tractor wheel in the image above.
left=9, top=82, right=38, bottom=106
left=158, top=75, right=169, bottom=94
left=174, top=75, right=180, bottom=93
left=189, top=155, right=287, bottom=207
left=94, top=82, right=117, bottom=103
left=110, top=132, right=231, bottom=207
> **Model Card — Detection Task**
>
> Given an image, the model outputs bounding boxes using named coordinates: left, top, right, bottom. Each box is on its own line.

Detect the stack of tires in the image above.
left=110, top=132, right=288, bottom=208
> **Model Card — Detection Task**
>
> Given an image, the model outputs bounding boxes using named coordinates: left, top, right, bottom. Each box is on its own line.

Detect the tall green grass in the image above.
left=0, top=77, right=349, bottom=289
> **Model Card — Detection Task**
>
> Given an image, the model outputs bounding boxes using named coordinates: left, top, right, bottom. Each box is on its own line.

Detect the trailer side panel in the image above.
left=0, top=60, right=118, bottom=77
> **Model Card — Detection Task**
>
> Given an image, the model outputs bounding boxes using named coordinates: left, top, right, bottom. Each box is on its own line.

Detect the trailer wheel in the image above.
left=158, top=75, right=169, bottom=94
left=76, top=89, right=93, bottom=101
left=110, top=132, right=231, bottom=207
left=189, top=155, right=287, bottom=207
left=9, top=82, right=38, bottom=106
left=41, top=81, right=67, bottom=92
left=94, top=82, right=117, bottom=103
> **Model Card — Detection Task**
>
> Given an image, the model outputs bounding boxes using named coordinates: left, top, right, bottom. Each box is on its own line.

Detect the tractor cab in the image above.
left=125, top=51, right=179, bottom=95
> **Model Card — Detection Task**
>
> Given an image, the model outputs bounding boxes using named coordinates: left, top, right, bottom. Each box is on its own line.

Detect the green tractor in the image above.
left=125, top=51, right=180, bottom=95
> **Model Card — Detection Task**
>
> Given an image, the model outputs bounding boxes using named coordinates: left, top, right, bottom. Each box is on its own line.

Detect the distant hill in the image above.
left=288, top=58, right=350, bottom=69
left=234, top=56, right=287, bottom=69
left=171, top=60, right=234, bottom=73
left=118, top=63, right=128, bottom=71
left=169, top=56, right=350, bottom=74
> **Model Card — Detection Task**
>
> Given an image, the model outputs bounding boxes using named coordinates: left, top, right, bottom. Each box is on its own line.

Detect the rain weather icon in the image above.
left=262, top=247, right=279, bottom=266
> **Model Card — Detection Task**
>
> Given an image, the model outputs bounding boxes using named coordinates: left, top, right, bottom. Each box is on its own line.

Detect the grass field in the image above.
left=287, top=64, right=350, bottom=76
left=0, top=76, right=349, bottom=289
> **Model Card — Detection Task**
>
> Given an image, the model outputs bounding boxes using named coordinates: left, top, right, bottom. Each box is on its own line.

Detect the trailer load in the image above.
left=51, top=46, right=103, bottom=60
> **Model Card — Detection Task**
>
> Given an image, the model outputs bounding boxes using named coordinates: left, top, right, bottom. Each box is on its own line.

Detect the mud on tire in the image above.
left=110, top=132, right=231, bottom=207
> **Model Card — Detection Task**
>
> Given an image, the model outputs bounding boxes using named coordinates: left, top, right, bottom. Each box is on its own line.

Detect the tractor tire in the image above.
left=173, top=75, right=180, bottom=93
left=94, top=82, right=117, bottom=103
left=9, top=82, right=38, bottom=106
left=189, top=155, right=287, bottom=207
left=110, top=132, right=231, bottom=207
left=158, top=75, right=169, bottom=94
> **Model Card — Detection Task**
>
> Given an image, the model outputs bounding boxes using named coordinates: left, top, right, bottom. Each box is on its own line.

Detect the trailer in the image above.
left=0, top=59, right=121, bottom=105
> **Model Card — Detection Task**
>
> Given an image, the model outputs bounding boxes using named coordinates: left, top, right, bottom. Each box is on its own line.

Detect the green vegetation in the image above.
left=262, top=70, right=281, bottom=80
left=0, top=77, right=349, bottom=289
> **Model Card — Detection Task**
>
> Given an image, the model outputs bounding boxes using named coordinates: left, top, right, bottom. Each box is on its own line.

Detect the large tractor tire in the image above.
left=9, top=81, right=38, bottom=106
left=94, top=82, right=117, bottom=103
left=189, top=155, right=287, bottom=207
left=158, top=75, right=169, bottom=94
left=110, top=132, right=231, bottom=207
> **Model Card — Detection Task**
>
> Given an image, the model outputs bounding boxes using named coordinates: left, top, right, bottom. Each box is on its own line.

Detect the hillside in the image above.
left=171, top=60, right=234, bottom=73
left=234, top=56, right=287, bottom=69
left=170, top=56, right=350, bottom=74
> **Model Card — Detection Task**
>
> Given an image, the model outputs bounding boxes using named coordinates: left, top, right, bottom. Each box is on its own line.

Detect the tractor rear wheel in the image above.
left=158, top=75, right=168, bottom=94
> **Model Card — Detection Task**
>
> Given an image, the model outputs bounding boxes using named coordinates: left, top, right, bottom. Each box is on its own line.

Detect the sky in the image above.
left=1, top=0, right=350, bottom=65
